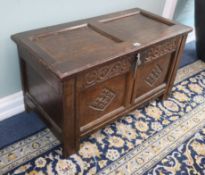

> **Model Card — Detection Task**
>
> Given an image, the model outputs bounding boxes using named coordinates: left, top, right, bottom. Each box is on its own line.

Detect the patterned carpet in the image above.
left=1, top=60, right=205, bottom=175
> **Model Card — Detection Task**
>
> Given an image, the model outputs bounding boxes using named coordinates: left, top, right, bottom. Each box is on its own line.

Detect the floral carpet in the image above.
left=1, top=60, right=205, bottom=175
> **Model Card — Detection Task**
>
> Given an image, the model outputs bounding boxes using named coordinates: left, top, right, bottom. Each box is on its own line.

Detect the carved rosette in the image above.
left=79, top=58, right=131, bottom=88
left=141, top=38, right=178, bottom=63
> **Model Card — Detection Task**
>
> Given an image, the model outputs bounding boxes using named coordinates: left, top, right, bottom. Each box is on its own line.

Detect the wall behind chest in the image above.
left=0, top=0, right=165, bottom=98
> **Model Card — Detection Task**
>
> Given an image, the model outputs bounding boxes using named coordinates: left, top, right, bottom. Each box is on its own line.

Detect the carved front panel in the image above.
left=133, top=53, right=172, bottom=102
left=78, top=58, right=131, bottom=89
left=77, top=73, right=129, bottom=128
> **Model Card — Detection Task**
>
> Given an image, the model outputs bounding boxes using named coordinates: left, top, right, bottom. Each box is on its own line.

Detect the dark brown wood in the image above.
left=163, top=34, right=188, bottom=99
left=62, top=79, right=78, bottom=157
left=18, top=57, right=30, bottom=112
left=11, top=8, right=192, bottom=157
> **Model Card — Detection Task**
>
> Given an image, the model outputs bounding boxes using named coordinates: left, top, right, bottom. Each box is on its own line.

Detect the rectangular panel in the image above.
left=26, top=63, right=62, bottom=127
left=32, top=24, right=121, bottom=62
left=77, top=74, right=128, bottom=129
left=98, top=12, right=175, bottom=43
left=133, top=53, right=172, bottom=103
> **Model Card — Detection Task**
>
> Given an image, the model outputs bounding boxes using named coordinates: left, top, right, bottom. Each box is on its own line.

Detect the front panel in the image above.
left=133, top=54, right=171, bottom=101
left=76, top=58, right=133, bottom=133
left=132, top=38, right=179, bottom=104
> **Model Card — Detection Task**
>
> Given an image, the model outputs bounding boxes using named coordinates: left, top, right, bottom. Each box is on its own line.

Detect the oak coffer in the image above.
left=12, top=8, right=192, bottom=157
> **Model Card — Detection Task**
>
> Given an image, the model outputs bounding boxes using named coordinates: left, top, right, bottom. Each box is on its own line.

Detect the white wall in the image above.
left=0, top=0, right=166, bottom=98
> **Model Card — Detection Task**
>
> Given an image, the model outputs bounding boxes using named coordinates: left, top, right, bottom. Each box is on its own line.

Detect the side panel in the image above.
left=25, top=64, right=62, bottom=127
left=18, top=46, right=63, bottom=128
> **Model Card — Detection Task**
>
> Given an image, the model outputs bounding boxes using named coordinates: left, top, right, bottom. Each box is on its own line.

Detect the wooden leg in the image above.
left=25, top=103, right=32, bottom=112
left=63, top=138, right=79, bottom=158
left=164, top=35, right=188, bottom=96
left=160, top=36, right=187, bottom=102
left=24, top=95, right=35, bottom=112
left=19, top=58, right=31, bottom=112
left=159, top=92, right=170, bottom=101
left=62, top=79, right=79, bottom=158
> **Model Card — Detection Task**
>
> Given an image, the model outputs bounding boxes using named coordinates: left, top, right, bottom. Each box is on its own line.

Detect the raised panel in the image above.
left=77, top=73, right=129, bottom=130
left=133, top=53, right=172, bottom=103
left=26, top=63, right=62, bottom=127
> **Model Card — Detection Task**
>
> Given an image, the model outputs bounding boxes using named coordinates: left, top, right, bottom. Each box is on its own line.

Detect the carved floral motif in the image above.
left=81, top=59, right=131, bottom=88
left=141, top=38, right=178, bottom=63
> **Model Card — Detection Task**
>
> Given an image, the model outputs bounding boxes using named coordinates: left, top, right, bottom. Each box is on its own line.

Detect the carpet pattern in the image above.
left=1, top=60, right=205, bottom=175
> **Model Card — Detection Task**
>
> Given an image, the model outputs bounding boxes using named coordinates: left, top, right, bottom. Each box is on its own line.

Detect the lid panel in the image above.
left=32, top=24, right=122, bottom=63
left=98, top=12, right=175, bottom=44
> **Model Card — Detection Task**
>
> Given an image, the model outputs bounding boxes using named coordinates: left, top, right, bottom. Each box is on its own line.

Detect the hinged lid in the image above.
left=12, top=8, right=192, bottom=79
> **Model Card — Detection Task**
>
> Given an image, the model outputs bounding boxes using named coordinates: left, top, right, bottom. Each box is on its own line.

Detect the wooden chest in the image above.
left=12, top=8, right=192, bottom=157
